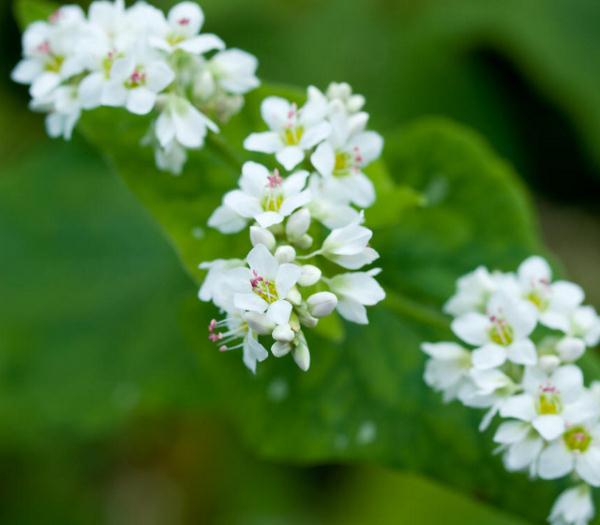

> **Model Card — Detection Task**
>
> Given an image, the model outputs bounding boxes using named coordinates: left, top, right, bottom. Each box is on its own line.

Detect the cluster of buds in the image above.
left=199, top=83, right=386, bottom=373
left=12, top=0, right=259, bottom=174
left=422, top=256, right=600, bottom=525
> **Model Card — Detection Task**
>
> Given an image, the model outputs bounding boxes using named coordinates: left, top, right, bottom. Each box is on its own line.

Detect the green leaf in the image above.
left=13, top=0, right=57, bottom=27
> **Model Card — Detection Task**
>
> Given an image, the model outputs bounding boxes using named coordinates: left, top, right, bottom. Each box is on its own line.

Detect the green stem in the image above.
left=384, top=289, right=452, bottom=334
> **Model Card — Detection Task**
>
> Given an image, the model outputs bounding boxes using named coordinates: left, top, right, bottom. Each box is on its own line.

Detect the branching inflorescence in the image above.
left=199, top=84, right=386, bottom=373
left=12, top=0, right=259, bottom=174
left=422, top=256, right=600, bottom=525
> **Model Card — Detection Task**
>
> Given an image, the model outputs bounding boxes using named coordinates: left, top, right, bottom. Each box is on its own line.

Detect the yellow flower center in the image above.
left=537, top=391, right=562, bottom=415
left=251, top=276, right=278, bottom=304
left=564, top=426, right=592, bottom=453
left=283, top=126, right=304, bottom=146
left=45, top=54, right=64, bottom=73
left=488, top=317, right=513, bottom=346
left=527, top=290, right=549, bottom=311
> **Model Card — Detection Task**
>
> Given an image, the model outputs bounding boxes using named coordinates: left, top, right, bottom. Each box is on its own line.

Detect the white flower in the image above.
left=564, top=306, right=600, bottom=348
left=103, top=51, right=175, bottom=115
left=500, top=365, right=591, bottom=441
left=149, top=2, right=224, bottom=55
left=444, top=266, right=502, bottom=316
left=155, top=94, right=218, bottom=149
left=421, top=342, right=472, bottom=402
left=451, top=291, right=537, bottom=369
left=321, top=213, right=379, bottom=270
left=311, top=108, right=382, bottom=208
left=244, top=87, right=332, bottom=170
left=154, top=140, right=188, bottom=175
left=549, top=484, right=595, bottom=525
left=12, top=9, right=87, bottom=100
left=328, top=270, right=385, bottom=324
left=233, top=244, right=301, bottom=329
left=494, top=420, right=544, bottom=474
left=198, top=259, right=244, bottom=306
left=538, top=422, right=600, bottom=486
left=306, top=174, right=360, bottom=229
left=208, top=162, right=311, bottom=232
left=208, top=314, right=268, bottom=374
left=205, top=49, right=259, bottom=95
left=325, top=82, right=365, bottom=114
left=517, top=256, right=585, bottom=331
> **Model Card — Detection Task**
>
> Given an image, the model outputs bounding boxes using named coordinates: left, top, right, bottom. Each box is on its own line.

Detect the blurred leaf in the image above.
left=0, top=140, right=207, bottom=449
left=13, top=0, right=57, bottom=27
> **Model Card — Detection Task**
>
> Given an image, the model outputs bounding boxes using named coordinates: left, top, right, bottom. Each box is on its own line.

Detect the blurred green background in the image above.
left=1, top=0, right=600, bottom=523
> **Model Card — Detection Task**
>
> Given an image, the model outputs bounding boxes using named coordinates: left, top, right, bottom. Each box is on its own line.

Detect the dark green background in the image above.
left=1, top=0, right=599, bottom=523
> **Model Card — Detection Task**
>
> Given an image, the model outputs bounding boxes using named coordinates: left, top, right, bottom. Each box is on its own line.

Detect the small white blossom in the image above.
left=244, top=87, right=332, bottom=170
left=421, top=342, right=472, bottom=402
left=321, top=213, right=379, bottom=270
left=328, top=270, right=385, bottom=324
left=549, top=485, right=595, bottom=525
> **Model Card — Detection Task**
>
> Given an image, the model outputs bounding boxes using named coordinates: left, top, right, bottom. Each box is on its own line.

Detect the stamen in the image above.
left=267, top=169, right=283, bottom=188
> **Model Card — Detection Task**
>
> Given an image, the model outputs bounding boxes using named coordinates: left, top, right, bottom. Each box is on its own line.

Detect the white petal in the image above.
left=552, top=365, right=584, bottom=402
left=207, top=205, right=246, bottom=233
left=255, top=211, right=284, bottom=228
left=276, top=146, right=304, bottom=170
left=126, top=88, right=156, bottom=115
left=329, top=272, right=385, bottom=306
left=346, top=173, right=375, bottom=208
left=336, top=298, right=368, bottom=324
left=155, top=111, right=176, bottom=147
left=260, top=96, right=290, bottom=130
left=79, top=72, right=104, bottom=109
left=266, top=300, right=292, bottom=325
left=532, top=415, right=565, bottom=441
left=11, top=58, right=42, bottom=84
left=282, top=170, right=309, bottom=195
left=146, top=62, right=175, bottom=92
left=505, top=436, right=543, bottom=471
left=172, top=103, right=208, bottom=148
left=576, top=448, right=600, bottom=487
left=178, top=34, right=224, bottom=54
left=168, top=1, right=204, bottom=35
left=30, top=72, right=60, bottom=99
left=472, top=344, right=506, bottom=370
left=300, top=121, right=331, bottom=149
left=275, top=263, right=301, bottom=298
left=279, top=190, right=311, bottom=217
left=538, top=441, right=574, bottom=479
left=240, top=161, right=270, bottom=197
left=244, top=131, right=282, bottom=153
left=451, top=313, right=490, bottom=346
left=348, top=131, right=383, bottom=165
left=500, top=394, right=536, bottom=421
left=234, top=292, right=268, bottom=313
left=494, top=421, right=530, bottom=444
left=247, top=243, right=278, bottom=279
left=311, top=141, right=335, bottom=176
left=518, top=256, right=552, bottom=285
left=223, top=190, right=262, bottom=218
left=507, top=339, right=537, bottom=366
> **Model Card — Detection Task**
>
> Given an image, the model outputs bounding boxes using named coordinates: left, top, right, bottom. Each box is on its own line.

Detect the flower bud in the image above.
left=539, top=354, right=561, bottom=374
left=275, top=245, right=296, bottom=263
left=271, top=341, right=291, bottom=357
left=307, top=291, right=338, bottom=318
left=250, top=225, right=276, bottom=251
left=557, top=337, right=586, bottom=362
left=298, top=265, right=321, bottom=287
left=194, top=69, right=216, bottom=100
left=295, top=234, right=313, bottom=250
left=272, top=324, right=295, bottom=343
left=348, top=94, right=366, bottom=113
left=286, top=287, right=302, bottom=306
left=293, top=341, right=310, bottom=371
left=298, top=309, right=318, bottom=328
left=286, top=208, right=310, bottom=240
left=244, top=311, right=275, bottom=335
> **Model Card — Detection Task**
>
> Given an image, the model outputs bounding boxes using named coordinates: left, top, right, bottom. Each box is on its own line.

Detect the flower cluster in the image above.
left=422, top=256, right=600, bottom=525
left=12, top=0, right=259, bottom=174
left=199, top=83, right=386, bottom=373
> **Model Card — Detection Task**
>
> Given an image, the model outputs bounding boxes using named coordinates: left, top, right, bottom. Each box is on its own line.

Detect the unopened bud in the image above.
left=539, top=354, right=561, bottom=373
left=244, top=311, right=275, bottom=335
left=293, top=341, right=310, bottom=371
left=271, top=341, right=291, bottom=357
left=307, top=291, right=337, bottom=318
left=275, top=245, right=296, bottom=263
left=348, top=94, right=365, bottom=113
left=194, top=69, right=216, bottom=100
left=250, top=226, right=276, bottom=251
left=286, top=208, right=311, bottom=240
left=298, top=265, right=321, bottom=287
left=272, top=324, right=295, bottom=343
left=295, top=234, right=313, bottom=250
left=557, top=337, right=586, bottom=362
left=298, top=309, right=318, bottom=328
left=286, top=287, right=302, bottom=306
